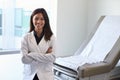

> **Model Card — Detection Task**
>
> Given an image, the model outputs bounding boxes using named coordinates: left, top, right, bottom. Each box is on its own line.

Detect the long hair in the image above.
left=29, top=8, right=53, bottom=41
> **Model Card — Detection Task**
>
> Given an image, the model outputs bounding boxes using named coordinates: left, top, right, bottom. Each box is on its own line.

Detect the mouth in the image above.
left=36, top=24, right=44, bottom=29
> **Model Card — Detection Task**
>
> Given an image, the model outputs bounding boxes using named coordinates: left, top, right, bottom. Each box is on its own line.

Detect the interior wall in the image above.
left=87, top=0, right=120, bottom=35
left=56, top=0, right=88, bottom=57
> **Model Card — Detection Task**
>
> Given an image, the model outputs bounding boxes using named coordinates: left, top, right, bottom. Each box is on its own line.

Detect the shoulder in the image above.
left=49, top=35, right=56, bottom=46
left=22, top=31, right=33, bottom=40
left=50, top=34, right=56, bottom=41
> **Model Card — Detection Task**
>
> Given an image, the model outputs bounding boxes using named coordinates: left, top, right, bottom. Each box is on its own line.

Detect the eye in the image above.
left=35, top=17, right=39, bottom=20
left=40, top=17, right=45, bottom=20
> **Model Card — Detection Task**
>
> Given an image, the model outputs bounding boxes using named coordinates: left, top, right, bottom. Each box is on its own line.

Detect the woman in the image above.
left=21, top=8, right=56, bottom=80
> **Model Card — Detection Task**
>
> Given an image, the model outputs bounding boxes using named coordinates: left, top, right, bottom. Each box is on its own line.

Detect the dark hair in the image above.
left=29, top=8, right=53, bottom=41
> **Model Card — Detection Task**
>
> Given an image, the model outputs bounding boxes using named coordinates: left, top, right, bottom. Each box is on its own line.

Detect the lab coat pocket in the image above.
left=44, top=63, right=52, bottom=72
left=23, top=64, right=31, bottom=75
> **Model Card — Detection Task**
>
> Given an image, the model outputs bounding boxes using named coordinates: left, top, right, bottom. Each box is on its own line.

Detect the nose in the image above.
left=37, top=20, right=40, bottom=23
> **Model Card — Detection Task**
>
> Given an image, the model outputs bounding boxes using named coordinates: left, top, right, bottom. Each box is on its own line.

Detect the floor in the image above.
left=0, top=54, right=23, bottom=80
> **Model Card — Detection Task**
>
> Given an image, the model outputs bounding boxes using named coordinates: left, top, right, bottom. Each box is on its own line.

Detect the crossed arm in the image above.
left=46, top=47, right=53, bottom=53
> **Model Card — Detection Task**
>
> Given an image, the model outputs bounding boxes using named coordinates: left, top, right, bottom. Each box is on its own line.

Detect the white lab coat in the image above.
left=21, top=31, right=56, bottom=80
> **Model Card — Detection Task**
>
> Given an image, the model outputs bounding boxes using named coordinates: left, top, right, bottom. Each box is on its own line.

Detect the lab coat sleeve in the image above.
left=28, top=52, right=56, bottom=63
left=21, top=34, right=34, bottom=64
left=28, top=35, right=56, bottom=63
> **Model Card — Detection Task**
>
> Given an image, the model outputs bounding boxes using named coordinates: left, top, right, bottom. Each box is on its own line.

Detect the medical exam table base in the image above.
left=54, top=67, right=79, bottom=80
left=54, top=65, right=120, bottom=80
left=54, top=69, right=110, bottom=80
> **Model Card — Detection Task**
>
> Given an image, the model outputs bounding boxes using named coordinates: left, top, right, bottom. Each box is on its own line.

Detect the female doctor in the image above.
left=21, top=8, right=56, bottom=80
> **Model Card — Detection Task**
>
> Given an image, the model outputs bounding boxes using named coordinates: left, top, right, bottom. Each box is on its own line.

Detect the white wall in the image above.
left=87, top=0, right=120, bottom=35
left=56, top=0, right=88, bottom=57
left=56, top=0, right=120, bottom=57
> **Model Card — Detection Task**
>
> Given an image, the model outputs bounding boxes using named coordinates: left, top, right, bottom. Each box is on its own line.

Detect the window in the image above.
left=0, top=9, right=2, bottom=35
left=0, top=0, right=57, bottom=51
left=14, top=8, right=31, bottom=37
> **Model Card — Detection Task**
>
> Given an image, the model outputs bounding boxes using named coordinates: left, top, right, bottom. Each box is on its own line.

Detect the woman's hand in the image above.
left=46, top=47, right=52, bottom=53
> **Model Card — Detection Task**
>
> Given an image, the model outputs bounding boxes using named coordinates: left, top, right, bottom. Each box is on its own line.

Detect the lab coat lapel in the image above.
left=29, top=31, right=40, bottom=52
left=29, top=31, right=47, bottom=53
left=38, top=36, right=48, bottom=53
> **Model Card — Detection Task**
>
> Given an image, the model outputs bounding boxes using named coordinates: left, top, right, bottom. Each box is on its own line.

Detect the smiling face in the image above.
left=33, top=13, right=45, bottom=33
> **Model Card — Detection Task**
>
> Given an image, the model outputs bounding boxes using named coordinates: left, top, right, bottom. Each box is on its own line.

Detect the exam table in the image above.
left=54, top=16, right=120, bottom=80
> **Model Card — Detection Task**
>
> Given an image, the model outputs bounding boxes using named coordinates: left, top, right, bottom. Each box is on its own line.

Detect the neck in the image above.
left=35, top=29, right=43, bottom=37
